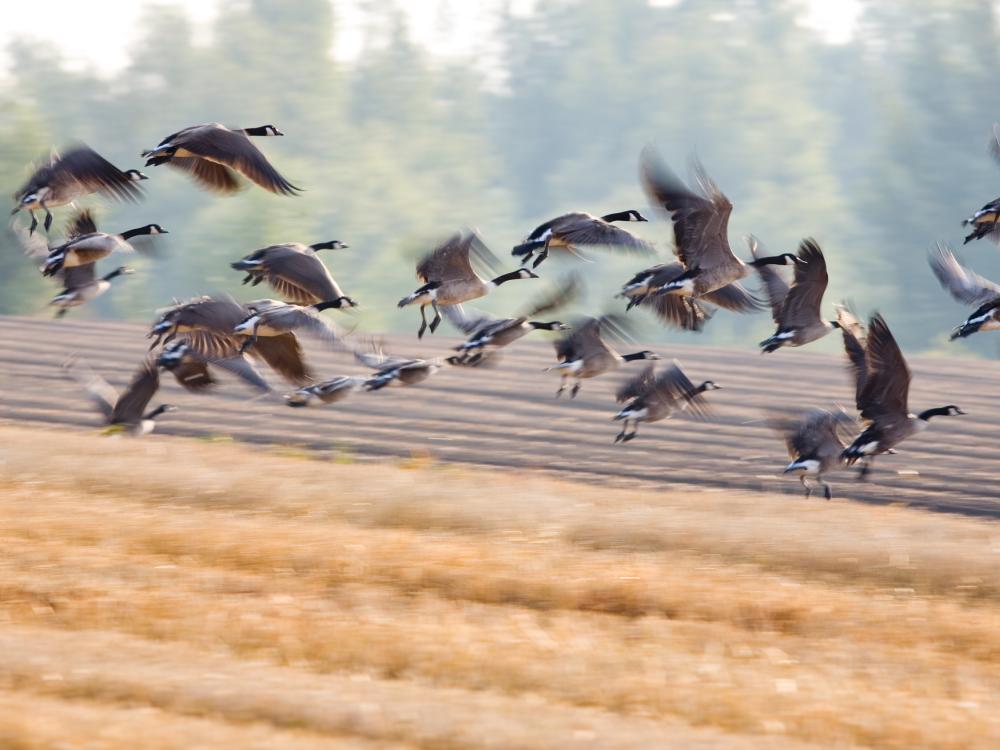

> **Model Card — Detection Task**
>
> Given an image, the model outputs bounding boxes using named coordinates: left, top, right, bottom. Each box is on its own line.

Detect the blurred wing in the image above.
left=641, top=293, right=713, bottom=331
left=58, top=263, right=97, bottom=290
left=416, top=232, right=476, bottom=282
left=441, top=303, right=495, bottom=335
left=65, top=359, right=117, bottom=420
left=654, top=361, right=712, bottom=420
left=615, top=363, right=656, bottom=402
left=837, top=305, right=868, bottom=411
left=553, top=216, right=654, bottom=254
left=250, top=332, right=313, bottom=386
left=928, top=243, right=1000, bottom=306
left=780, top=239, right=829, bottom=326
left=640, top=147, right=735, bottom=269
left=109, top=359, right=160, bottom=424
left=52, top=145, right=145, bottom=203
left=748, top=235, right=789, bottom=324
left=522, top=273, right=582, bottom=320
left=989, top=122, right=1000, bottom=169
left=700, top=281, right=766, bottom=313
left=181, top=128, right=298, bottom=195
left=267, top=251, right=343, bottom=304
left=212, top=355, right=273, bottom=393
left=859, top=314, right=910, bottom=420
left=66, top=209, right=98, bottom=238
left=168, top=156, right=242, bottom=194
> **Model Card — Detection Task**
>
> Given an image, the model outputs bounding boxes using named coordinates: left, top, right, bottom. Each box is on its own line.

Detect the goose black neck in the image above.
left=492, top=270, right=529, bottom=286
left=529, top=321, right=563, bottom=331
left=601, top=210, right=637, bottom=223
left=241, top=125, right=276, bottom=136
left=622, top=351, right=651, bottom=362
left=750, top=253, right=797, bottom=268
left=310, top=241, right=342, bottom=251
left=120, top=226, right=151, bottom=240
left=102, top=268, right=128, bottom=282
left=917, top=406, right=958, bottom=421
left=144, top=404, right=171, bottom=420
left=828, top=320, right=842, bottom=330
left=313, top=297, right=350, bottom=311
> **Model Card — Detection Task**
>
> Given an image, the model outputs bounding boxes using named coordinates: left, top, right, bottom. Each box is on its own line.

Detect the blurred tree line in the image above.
left=2, top=0, right=1000, bottom=356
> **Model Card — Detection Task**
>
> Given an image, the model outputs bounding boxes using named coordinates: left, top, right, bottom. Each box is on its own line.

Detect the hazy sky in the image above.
left=1, top=0, right=861, bottom=78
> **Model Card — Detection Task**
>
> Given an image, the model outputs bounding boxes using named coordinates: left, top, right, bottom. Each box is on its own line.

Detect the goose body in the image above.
left=285, top=376, right=364, bottom=407
left=549, top=315, right=661, bottom=398
left=618, top=260, right=713, bottom=331
left=512, top=210, right=653, bottom=268
left=12, top=145, right=147, bottom=234
left=42, top=210, right=166, bottom=276
left=638, top=148, right=785, bottom=318
left=231, top=241, right=353, bottom=306
left=753, top=237, right=839, bottom=352
left=769, top=408, right=854, bottom=499
left=141, top=123, right=298, bottom=195
left=354, top=348, right=440, bottom=391
left=398, top=231, right=537, bottom=338
left=612, top=361, right=719, bottom=443
left=155, top=339, right=272, bottom=394
left=50, top=265, right=133, bottom=317
left=149, top=296, right=313, bottom=386
left=444, top=275, right=579, bottom=365
left=67, top=358, right=176, bottom=436
left=839, top=312, right=964, bottom=477
left=962, top=123, right=1000, bottom=244
left=928, top=244, right=1000, bottom=339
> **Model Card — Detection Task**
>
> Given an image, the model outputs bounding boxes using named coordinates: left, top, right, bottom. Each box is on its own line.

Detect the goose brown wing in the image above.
left=748, top=235, right=790, bottom=324
left=640, top=147, right=735, bottom=270
left=168, top=156, right=242, bottom=194
left=65, top=360, right=117, bottom=420
left=416, top=232, right=478, bottom=282
left=441, top=304, right=495, bottom=335
left=836, top=307, right=868, bottom=411
left=66, top=209, right=98, bottom=238
left=251, top=332, right=313, bottom=385
left=858, top=314, right=910, bottom=421
left=521, top=273, right=582, bottom=319
left=779, top=239, right=829, bottom=327
left=700, top=281, right=766, bottom=313
left=58, top=263, right=97, bottom=290
left=110, top=359, right=160, bottom=424
left=550, top=214, right=654, bottom=254
left=615, top=363, right=656, bottom=402
left=49, top=145, right=145, bottom=203
left=928, top=243, right=1000, bottom=307
left=653, top=361, right=712, bottom=419
left=554, top=317, right=602, bottom=362
left=176, top=127, right=299, bottom=195
left=643, top=294, right=713, bottom=331
left=265, top=251, right=344, bottom=303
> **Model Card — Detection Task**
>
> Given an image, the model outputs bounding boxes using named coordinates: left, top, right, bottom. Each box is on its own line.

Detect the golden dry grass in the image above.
left=2, top=424, right=1000, bottom=748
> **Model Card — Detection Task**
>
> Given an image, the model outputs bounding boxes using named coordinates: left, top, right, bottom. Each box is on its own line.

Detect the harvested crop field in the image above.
left=0, top=315, right=997, bottom=515
left=1, top=424, right=1000, bottom=748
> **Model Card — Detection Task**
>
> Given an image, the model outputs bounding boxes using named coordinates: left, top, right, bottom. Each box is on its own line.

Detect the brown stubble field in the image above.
left=2, top=315, right=1000, bottom=747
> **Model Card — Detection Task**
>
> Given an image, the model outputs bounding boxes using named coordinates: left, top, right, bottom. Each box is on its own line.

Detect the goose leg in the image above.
left=467, top=351, right=483, bottom=366
left=428, top=301, right=442, bottom=334
left=857, top=458, right=872, bottom=481
left=27, top=210, right=38, bottom=235
left=417, top=305, right=429, bottom=339
left=570, top=379, right=581, bottom=398
left=556, top=375, right=566, bottom=398
left=622, top=423, right=639, bottom=442
left=614, top=420, right=629, bottom=443
left=799, top=475, right=812, bottom=498
left=54, top=307, right=67, bottom=319
left=819, top=477, right=833, bottom=500
left=532, top=240, right=550, bottom=269
left=239, top=325, right=260, bottom=354
left=42, top=202, right=52, bottom=233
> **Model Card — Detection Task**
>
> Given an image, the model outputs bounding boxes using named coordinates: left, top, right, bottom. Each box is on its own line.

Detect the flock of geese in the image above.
left=10, top=120, right=1000, bottom=500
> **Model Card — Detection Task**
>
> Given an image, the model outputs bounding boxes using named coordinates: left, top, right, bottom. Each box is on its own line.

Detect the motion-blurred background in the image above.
left=3, top=0, right=998, bottom=355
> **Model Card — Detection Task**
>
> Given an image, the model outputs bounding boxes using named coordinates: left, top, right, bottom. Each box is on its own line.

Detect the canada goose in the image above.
left=354, top=347, right=440, bottom=391
left=41, top=210, right=167, bottom=276
left=840, top=312, right=965, bottom=478
left=640, top=147, right=791, bottom=311
left=285, top=376, right=364, bottom=407
left=768, top=407, right=854, bottom=499
left=443, top=274, right=580, bottom=365
left=512, top=210, right=654, bottom=268
left=549, top=315, right=661, bottom=398
left=233, top=299, right=351, bottom=353
left=962, top=123, right=1000, bottom=244
left=398, top=231, right=538, bottom=338
left=617, top=260, right=714, bottom=331
left=50, top=265, right=134, bottom=318
left=148, top=295, right=313, bottom=386
left=141, top=123, right=298, bottom=195
left=12, top=145, right=147, bottom=234
left=753, top=237, right=840, bottom=352
left=230, top=242, right=355, bottom=306
left=927, top=243, right=1000, bottom=339
left=155, top=339, right=272, bottom=394
left=66, top=358, right=176, bottom=436
left=612, top=361, right=720, bottom=443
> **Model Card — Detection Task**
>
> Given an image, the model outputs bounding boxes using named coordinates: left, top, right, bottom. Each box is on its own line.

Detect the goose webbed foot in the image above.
left=417, top=305, right=429, bottom=339
left=27, top=211, right=38, bottom=235
left=532, top=247, right=549, bottom=269
left=54, top=308, right=67, bottom=319
left=857, top=460, right=871, bottom=481
left=621, top=431, right=638, bottom=443
left=429, top=313, right=442, bottom=334
left=570, top=382, right=581, bottom=398
left=239, top=335, right=258, bottom=354
left=466, top=351, right=483, bottom=366
left=43, top=208, right=53, bottom=233
left=821, top=480, right=833, bottom=500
